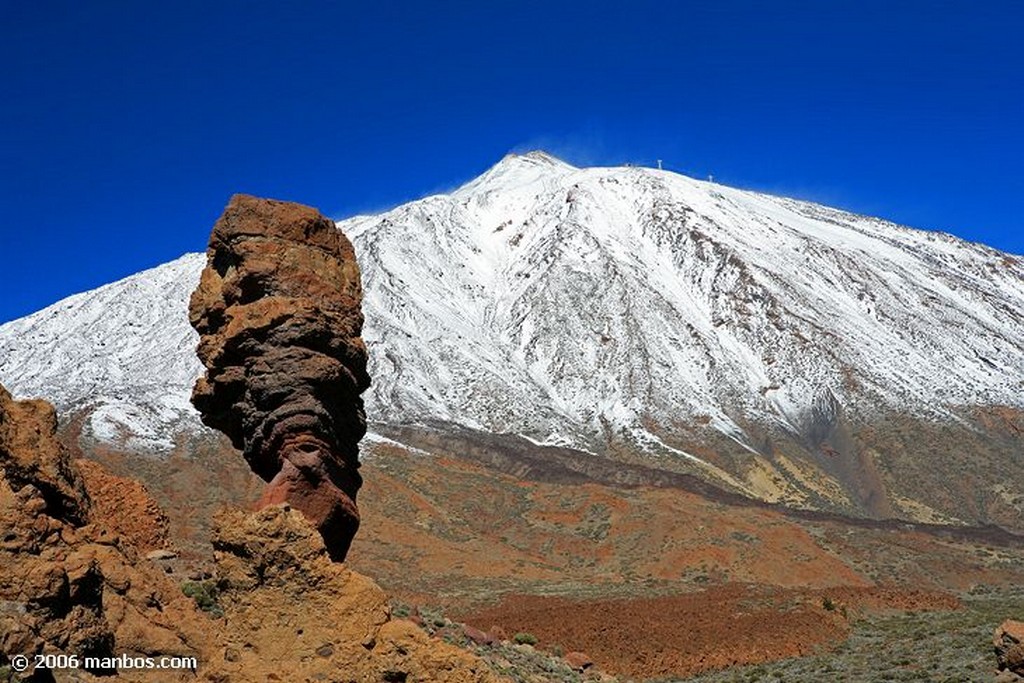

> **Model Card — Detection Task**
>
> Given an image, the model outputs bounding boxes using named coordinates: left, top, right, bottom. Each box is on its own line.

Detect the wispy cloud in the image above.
left=510, top=127, right=618, bottom=168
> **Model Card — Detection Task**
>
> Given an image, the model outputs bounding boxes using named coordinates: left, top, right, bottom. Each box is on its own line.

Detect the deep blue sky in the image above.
left=2, top=1, right=1021, bottom=324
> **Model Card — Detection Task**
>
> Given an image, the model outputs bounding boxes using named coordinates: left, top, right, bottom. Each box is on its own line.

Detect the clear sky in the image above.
left=2, top=1, right=1021, bottom=324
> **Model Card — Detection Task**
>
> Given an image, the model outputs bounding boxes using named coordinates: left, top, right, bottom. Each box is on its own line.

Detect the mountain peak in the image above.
left=485, top=149, right=577, bottom=177
left=454, top=150, right=577, bottom=199
left=510, top=149, right=575, bottom=167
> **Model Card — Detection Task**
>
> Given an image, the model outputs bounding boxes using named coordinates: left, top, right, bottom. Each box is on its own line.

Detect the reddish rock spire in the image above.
left=189, top=194, right=370, bottom=561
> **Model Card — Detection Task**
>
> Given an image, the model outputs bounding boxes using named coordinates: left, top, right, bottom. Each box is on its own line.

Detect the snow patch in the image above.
left=361, top=431, right=429, bottom=456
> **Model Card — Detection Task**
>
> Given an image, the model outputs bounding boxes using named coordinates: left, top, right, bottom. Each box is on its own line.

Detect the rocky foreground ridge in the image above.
left=0, top=381, right=497, bottom=681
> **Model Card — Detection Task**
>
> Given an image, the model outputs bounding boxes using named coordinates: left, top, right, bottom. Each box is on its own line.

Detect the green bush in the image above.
left=513, top=632, right=538, bottom=646
left=181, top=580, right=223, bottom=617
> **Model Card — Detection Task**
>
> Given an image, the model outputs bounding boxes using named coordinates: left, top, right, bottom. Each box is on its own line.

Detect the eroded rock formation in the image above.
left=189, top=194, right=370, bottom=561
left=0, top=194, right=501, bottom=680
left=0, top=384, right=208, bottom=680
left=0, top=384, right=90, bottom=526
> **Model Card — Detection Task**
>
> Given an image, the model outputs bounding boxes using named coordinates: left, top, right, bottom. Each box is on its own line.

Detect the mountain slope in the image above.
left=350, top=152, right=1024, bottom=442
left=1, top=151, right=1022, bottom=524
left=0, top=254, right=205, bottom=450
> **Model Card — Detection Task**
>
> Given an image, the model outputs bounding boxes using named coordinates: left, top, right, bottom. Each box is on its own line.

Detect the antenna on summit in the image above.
left=656, top=159, right=663, bottom=170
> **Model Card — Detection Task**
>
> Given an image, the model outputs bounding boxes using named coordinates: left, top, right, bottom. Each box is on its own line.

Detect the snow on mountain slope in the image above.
left=0, top=254, right=206, bottom=449
left=347, top=151, right=1024, bottom=453
left=1, top=151, right=1023, bottom=460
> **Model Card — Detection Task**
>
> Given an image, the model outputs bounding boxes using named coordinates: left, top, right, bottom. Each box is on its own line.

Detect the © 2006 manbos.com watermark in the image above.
left=7, top=652, right=199, bottom=674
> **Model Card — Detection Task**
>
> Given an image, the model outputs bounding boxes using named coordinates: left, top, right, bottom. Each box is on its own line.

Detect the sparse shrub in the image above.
left=415, top=605, right=449, bottom=631
left=513, top=632, right=538, bottom=646
left=182, top=580, right=223, bottom=617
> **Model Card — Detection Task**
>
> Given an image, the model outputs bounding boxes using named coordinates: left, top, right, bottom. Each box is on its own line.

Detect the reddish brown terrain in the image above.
left=352, top=442, right=1024, bottom=678
left=347, top=440, right=1024, bottom=600
left=74, top=458, right=171, bottom=553
left=57, top=418, right=1024, bottom=680
left=459, top=585, right=959, bottom=679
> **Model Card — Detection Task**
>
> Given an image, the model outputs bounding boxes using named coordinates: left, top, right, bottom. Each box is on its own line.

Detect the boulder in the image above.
left=564, top=651, right=594, bottom=671
left=995, top=619, right=1024, bottom=676
left=463, top=625, right=496, bottom=646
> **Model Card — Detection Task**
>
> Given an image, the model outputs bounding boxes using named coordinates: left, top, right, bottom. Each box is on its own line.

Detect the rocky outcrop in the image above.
left=1, top=381, right=500, bottom=681
left=0, top=384, right=209, bottom=680
left=0, top=384, right=89, bottom=526
left=995, top=619, right=1024, bottom=677
left=0, top=190, right=503, bottom=680
left=189, top=194, right=370, bottom=561
left=205, top=505, right=500, bottom=683
left=75, top=458, right=170, bottom=552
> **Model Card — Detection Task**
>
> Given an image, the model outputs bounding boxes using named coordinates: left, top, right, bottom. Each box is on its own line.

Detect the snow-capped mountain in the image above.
left=348, top=152, right=1024, bottom=453
left=2, top=151, right=1023, bottom=521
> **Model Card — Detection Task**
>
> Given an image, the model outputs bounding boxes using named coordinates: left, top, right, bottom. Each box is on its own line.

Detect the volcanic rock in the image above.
left=0, top=383, right=208, bottom=680
left=995, top=619, right=1024, bottom=676
left=207, top=504, right=500, bottom=683
left=462, top=625, right=496, bottom=646
left=145, top=549, right=178, bottom=560
left=189, top=194, right=370, bottom=561
left=76, top=457, right=170, bottom=552
left=0, top=384, right=89, bottom=525
left=1, top=381, right=503, bottom=681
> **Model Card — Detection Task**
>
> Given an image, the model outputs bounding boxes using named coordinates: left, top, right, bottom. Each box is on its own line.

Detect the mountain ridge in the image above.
left=2, top=152, right=1022, bottom=525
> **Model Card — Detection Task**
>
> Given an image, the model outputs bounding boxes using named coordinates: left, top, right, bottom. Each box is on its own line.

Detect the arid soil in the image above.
left=457, top=584, right=959, bottom=679
left=348, top=444, right=1024, bottom=603
left=347, top=443, right=1024, bottom=679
